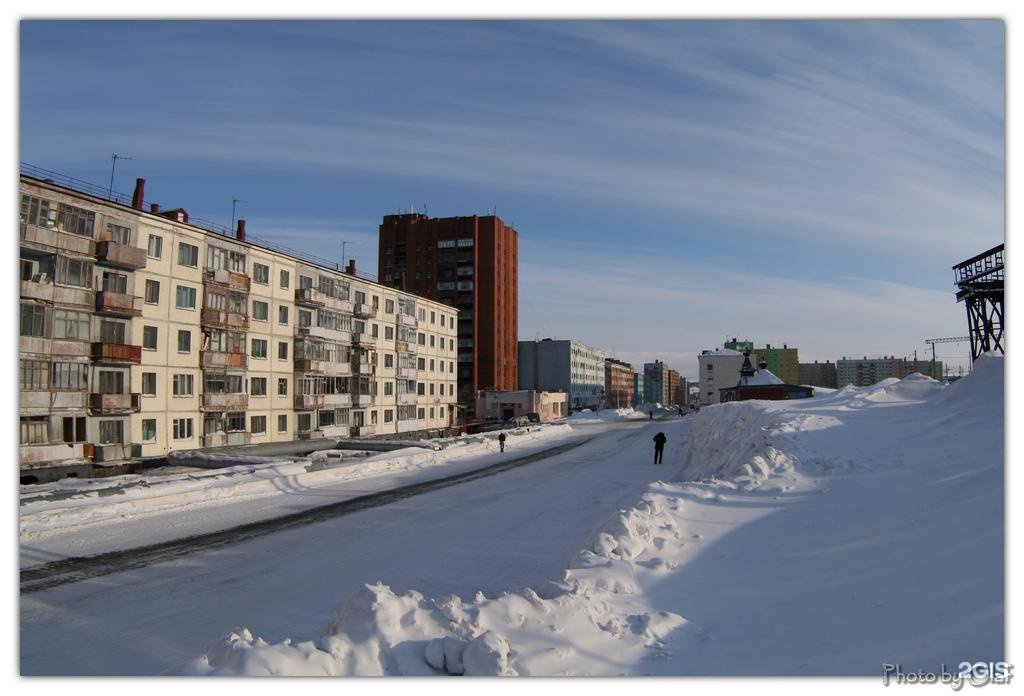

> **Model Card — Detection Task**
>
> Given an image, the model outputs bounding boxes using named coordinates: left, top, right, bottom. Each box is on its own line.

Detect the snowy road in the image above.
left=20, top=417, right=689, bottom=675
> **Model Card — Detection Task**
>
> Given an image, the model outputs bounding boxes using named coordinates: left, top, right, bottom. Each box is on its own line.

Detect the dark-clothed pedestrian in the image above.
left=498, top=432, right=507, bottom=453
left=653, top=432, right=667, bottom=464
left=649, top=410, right=654, bottom=421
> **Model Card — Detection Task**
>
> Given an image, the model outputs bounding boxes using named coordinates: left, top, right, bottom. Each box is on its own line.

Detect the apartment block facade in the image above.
left=797, top=360, right=838, bottom=389
left=377, top=213, right=518, bottom=407
left=752, top=344, right=800, bottom=385
left=643, top=360, right=670, bottom=405
left=603, top=358, right=634, bottom=409
left=19, top=172, right=458, bottom=483
left=518, top=339, right=605, bottom=411
left=698, top=348, right=745, bottom=405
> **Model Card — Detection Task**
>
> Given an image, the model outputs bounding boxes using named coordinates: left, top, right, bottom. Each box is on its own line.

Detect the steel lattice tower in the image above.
left=953, top=244, right=1004, bottom=361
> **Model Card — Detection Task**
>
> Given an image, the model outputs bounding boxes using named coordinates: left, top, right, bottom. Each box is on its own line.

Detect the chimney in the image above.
left=236, top=219, right=246, bottom=242
left=131, top=178, right=145, bottom=210
left=346, top=259, right=356, bottom=276
left=149, top=203, right=160, bottom=214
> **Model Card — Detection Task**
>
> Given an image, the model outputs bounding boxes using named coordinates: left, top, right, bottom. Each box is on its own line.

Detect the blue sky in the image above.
left=19, top=20, right=1003, bottom=377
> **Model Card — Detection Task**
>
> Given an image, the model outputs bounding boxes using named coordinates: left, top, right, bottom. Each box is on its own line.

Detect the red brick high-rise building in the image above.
left=378, top=213, right=518, bottom=407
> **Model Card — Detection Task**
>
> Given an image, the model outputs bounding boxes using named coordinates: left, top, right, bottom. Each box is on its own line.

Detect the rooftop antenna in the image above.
left=230, top=196, right=248, bottom=232
left=108, top=153, right=131, bottom=199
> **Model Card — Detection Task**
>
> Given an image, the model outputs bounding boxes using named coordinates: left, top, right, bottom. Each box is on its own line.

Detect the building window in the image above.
left=278, top=342, right=288, bottom=360
left=418, top=333, right=425, bottom=346
left=101, top=270, right=128, bottom=294
left=105, top=222, right=132, bottom=245
left=19, top=359, right=48, bottom=390
left=384, top=353, right=394, bottom=368
left=252, top=300, right=268, bottom=321
left=226, top=412, right=246, bottom=432
left=385, top=299, right=394, bottom=313
left=178, top=242, right=199, bottom=267
left=250, top=415, right=267, bottom=435
left=20, top=303, right=46, bottom=337
left=384, top=381, right=393, bottom=396
left=99, top=419, right=124, bottom=444
left=20, top=194, right=57, bottom=229
left=417, top=357, right=425, bottom=370
left=52, top=309, right=90, bottom=340
left=250, top=377, right=267, bottom=396
left=177, top=330, right=191, bottom=353
left=278, top=414, right=288, bottom=433
left=147, top=234, right=162, bottom=259
left=51, top=362, right=88, bottom=391
left=280, top=270, right=290, bottom=289
left=176, top=285, right=197, bottom=309
left=142, top=418, right=157, bottom=442
left=56, top=257, right=93, bottom=288
left=251, top=338, right=268, bottom=358
left=417, top=407, right=425, bottom=419
left=142, top=372, right=157, bottom=396
left=278, top=378, right=288, bottom=396
left=385, top=326, right=394, bottom=340
left=430, top=311, right=436, bottom=324
left=172, top=373, right=194, bottom=396
left=20, top=416, right=49, bottom=445
left=278, top=305, right=289, bottom=325
left=253, top=263, right=270, bottom=285
left=144, top=279, right=160, bottom=304
left=62, top=416, right=87, bottom=443
left=384, top=409, right=394, bottom=423
left=417, top=383, right=425, bottom=396
left=172, top=418, right=194, bottom=440
left=141, top=325, right=158, bottom=350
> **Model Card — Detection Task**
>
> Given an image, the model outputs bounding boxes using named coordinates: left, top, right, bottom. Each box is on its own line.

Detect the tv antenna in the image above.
left=230, top=197, right=248, bottom=232
left=108, top=153, right=131, bottom=199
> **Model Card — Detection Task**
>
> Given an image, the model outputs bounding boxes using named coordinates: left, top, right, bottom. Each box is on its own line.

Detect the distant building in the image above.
left=474, top=389, right=567, bottom=423
left=897, top=359, right=945, bottom=380
left=666, top=368, right=681, bottom=406
left=643, top=360, right=670, bottom=405
left=836, top=356, right=904, bottom=387
left=798, top=361, right=838, bottom=389
left=752, top=343, right=799, bottom=385
left=720, top=354, right=814, bottom=402
left=633, top=372, right=645, bottom=406
left=518, top=339, right=605, bottom=411
left=698, top=348, right=745, bottom=405
left=674, top=377, right=696, bottom=408
left=724, top=337, right=754, bottom=353
left=604, top=358, right=634, bottom=409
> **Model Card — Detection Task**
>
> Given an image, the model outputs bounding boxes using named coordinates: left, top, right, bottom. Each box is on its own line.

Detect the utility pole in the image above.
left=230, top=197, right=247, bottom=233
left=108, top=153, right=131, bottom=199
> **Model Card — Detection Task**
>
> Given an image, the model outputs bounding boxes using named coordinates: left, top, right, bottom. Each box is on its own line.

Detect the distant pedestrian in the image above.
left=649, top=410, right=654, bottom=421
left=498, top=432, right=507, bottom=453
left=652, top=432, right=667, bottom=464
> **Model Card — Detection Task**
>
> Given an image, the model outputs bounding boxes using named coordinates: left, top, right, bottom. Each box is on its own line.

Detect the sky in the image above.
left=19, top=19, right=1004, bottom=378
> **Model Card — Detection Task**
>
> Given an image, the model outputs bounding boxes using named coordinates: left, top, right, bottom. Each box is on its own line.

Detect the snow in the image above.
left=740, top=367, right=785, bottom=385
left=564, top=406, right=650, bottom=424
left=180, top=355, right=1003, bottom=675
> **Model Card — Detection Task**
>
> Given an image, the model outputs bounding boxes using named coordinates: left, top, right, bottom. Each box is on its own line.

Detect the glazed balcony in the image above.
left=201, top=393, right=249, bottom=411
left=91, top=342, right=142, bottom=364
left=352, top=332, right=377, bottom=346
left=201, top=308, right=250, bottom=330
left=200, top=350, right=248, bottom=370
left=95, top=241, right=147, bottom=270
left=353, top=302, right=377, bottom=319
left=353, top=362, right=374, bottom=376
left=294, top=358, right=352, bottom=376
left=20, top=280, right=95, bottom=309
left=201, top=432, right=251, bottom=448
left=294, top=288, right=326, bottom=307
left=20, top=337, right=90, bottom=360
left=296, top=325, right=353, bottom=343
left=396, top=366, right=417, bottom=379
left=350, top=424, right=376, bottom=437
left=397, top=392, right=418, bottom=406
left=203, top=268, right=251, bottom=292
left=95, top=291, right=143, bottom=317
left=20, top=442, right=86, bottom=466
left=323, top=392, right=353, bottom=408
left=399, top=313, right=418, bottom=327
left=351, top=393, right=375, bottom=407
left=89, top=392, right=142, bottom=414
left=20, top=222, right=95, bottom=256
left=293, top=393, right=325, bottom=410
left=20, top=390, right=89, bottom=412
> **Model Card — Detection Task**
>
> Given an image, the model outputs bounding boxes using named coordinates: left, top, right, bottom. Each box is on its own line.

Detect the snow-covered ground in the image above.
left=181, top=357, right=1004, bottom=676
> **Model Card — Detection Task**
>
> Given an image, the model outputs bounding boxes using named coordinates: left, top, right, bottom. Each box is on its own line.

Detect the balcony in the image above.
left=353, top=362, right=374, bottom=376
left=200, top=350, right=248, bottom=370
left=395, top=340, right=415, bottom=354
left=93, top=443, right=133, bottom=462
left=353, top=303, right=377, bottom=319
left=350, top=424, right=376, bottom=437
left=352, top=332, right=377, bottom=346
left=91, top=342, right=142, bottom=364
left=201, top=308, right=250, bottom=330
left=201, top=393, right=250, bottom=411
left=203, top=268, right=251, bottom=292
left=95, top=291, right=143, bottom=317
left=20, top=390, right=89, bottom=412
left=294, top=288, right=326, bottom=307
left=398, top=392, right=418, bottom=406
left=399, top=313, right=418, bottom=327
left=294, top=358, right=352, bottom=376
left=96, top=241, right=147, bottom=270
left=293, top=393, right=325, bottom=410
left=89, top=392, right=142, bottom=414
left=396, top=366, right=417, bottom=379
left=201, top=432, right=251, bottom=448
left=20, top=442, right=86, bottom=466
left=351, top=393, right=375, bottom=407
left=20, top=280, right=95, bottom=309
left=323, top=392, right=353, bottom=408
left=296, top=325, right=353, bottom=343
left=20, top=222, right=95, bottom=256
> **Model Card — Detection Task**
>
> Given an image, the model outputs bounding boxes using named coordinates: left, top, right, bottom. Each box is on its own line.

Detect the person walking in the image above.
left=649, top=410, right=654, bottom=421
left=652, top=432, right=667, bottom=464
left=498, top=432, right=507, bottom=453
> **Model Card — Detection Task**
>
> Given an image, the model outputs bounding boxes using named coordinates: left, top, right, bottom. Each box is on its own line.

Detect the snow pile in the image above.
left=184, top=359, right=1003, bottom=675
left=565, top=407, right=649, bottom=424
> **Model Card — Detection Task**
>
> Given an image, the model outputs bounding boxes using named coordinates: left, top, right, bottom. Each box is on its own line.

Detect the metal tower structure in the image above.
left=953, top=244, right=1004, bottom=362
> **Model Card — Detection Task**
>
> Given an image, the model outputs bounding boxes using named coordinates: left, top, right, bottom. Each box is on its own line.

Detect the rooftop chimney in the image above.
left=149, top=203, right=160, bottom=214
left=236, top=219, right=246, bottom=242
left=346, top=259, right=356, bottom=276
left=131, top=178, right=145, bottom=210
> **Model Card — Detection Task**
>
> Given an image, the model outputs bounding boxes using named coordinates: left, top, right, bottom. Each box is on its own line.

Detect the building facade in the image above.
left=752, top=343, right=800, bottom=385
left=697, top=348, right=745, bottom=405
left=643, top=360, right=670, bottom=405
left=604, top=358, right=634, bottom=409
left=797, top=360, right=838, bottom=389
left=20, top=171, right=458, bottom=483
left=377, top=213, right=518, bottom=408
left=666, top=368, right=681, bottom=406
left=633, top=372, right=645, bottom=406
left=518, top=339, right=605, bottom=411
left=835, top=356, right=904, bottom=387
left=474, top=390, right=567, bottom=423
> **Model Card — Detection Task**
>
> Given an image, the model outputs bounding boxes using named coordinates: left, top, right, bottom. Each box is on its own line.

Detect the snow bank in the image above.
left=565, top=407, right=649, bottom=424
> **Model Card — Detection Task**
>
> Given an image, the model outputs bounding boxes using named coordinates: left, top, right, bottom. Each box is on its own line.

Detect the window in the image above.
left=172, top=418, right=194, bottom=440
left=385, top=326, right=394, bottom=340
left=429, top=383, right=435, bottom=396
left=418, top=407, right=425, bottom=419
left=56, top=257, right=93, bottom=288
left=176, top=285, right=197, bottom=309
left=20, top=416, right=48, bottom=445
left=178, top=242, right=199, bottom=267
left=278, top=305, right=289, bottom=325
left=226, top=412, right=246, bottom=432
left=430, top=407, right=435, bottom=419
left=172, top=373, right=194, bottom=396
left=56, top=203, right=96, bottom=237
left=52, top=309, right=90, bottom=340
left=62, top=416, right=87, bottom=443
left=143, top=325, right=158, bottom=350
left=105, top=222, right=132, bottom=245
left=251, top=338, right=268, bottom=358
left=99, top=420, right=124, bottom=444
left=437, top=239, right=455, bottom=249
left=144, top=279, right=160, bottom=304
left=280, top=270, right=290, bottom=289
left=430, top=359, right=435, bottom=372
left=431, top=311, right=436, bottom=324
left=384, top=381, right=393, bottom=396
left=99, top=319, right=127, bottom=344
left=147, top=235, right=163, bottom=259
left=354, top=290, right=366, bottom=304
left=250, top=415, right=267, bottom=434
left=20, top=360, right=48, bottom=390
left=20, top=303, right=46, bottom=337
left=142, top=418, right=157, bottom=442
left=384, top=353, right=394, bottom=368
left=457, top=238, right=473, bottom=248
left=50, top=362, right=87, bottom=391
left=253, top=263, right=270, bottom=284
left=177, top=330, right=191, bottom=353
left=101, top=270, right=128, bottom=294
left=278, top=414, right=288, bottom=432
left=278, top=378, right=288, bottom=396
left=298, top=413, right=312, bottom=432
left=252, top=300, right=268, bottom=321
left=430, top=335, right=435, bottom=348
left=251, top=377, right=267, bottom=396
left=20, top=194, right=57, bottom=229
left=384, top=409, right=394, bottom=423
left=278, top=342, right=289, bottom=360
left=417, top=357, right=426, bottom=370
left=418, top=333, right=426, bottom=346
left=417, top=383, right=425, bottom=396
left=298, top=309, right=312, bottom=328
left=385, top=299, right=395, bottom=313
left=142, top=372, right=157, bottom=396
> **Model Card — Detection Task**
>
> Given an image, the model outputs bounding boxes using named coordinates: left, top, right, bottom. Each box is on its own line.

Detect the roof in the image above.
left=740, top=369, right=785, bottom=386
left=700, top=348, right=744, bottom=357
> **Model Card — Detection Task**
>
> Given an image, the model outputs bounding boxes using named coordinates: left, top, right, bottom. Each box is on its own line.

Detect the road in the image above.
left=20, top=418, right=689, bottom=675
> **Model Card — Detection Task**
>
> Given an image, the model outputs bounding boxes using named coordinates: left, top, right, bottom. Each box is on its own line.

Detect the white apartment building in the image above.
left=697, top=347, right=745, bottom=406
left=19, top=169, right=458, bottom=482
left=518, top=338, right=605, bottom=411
